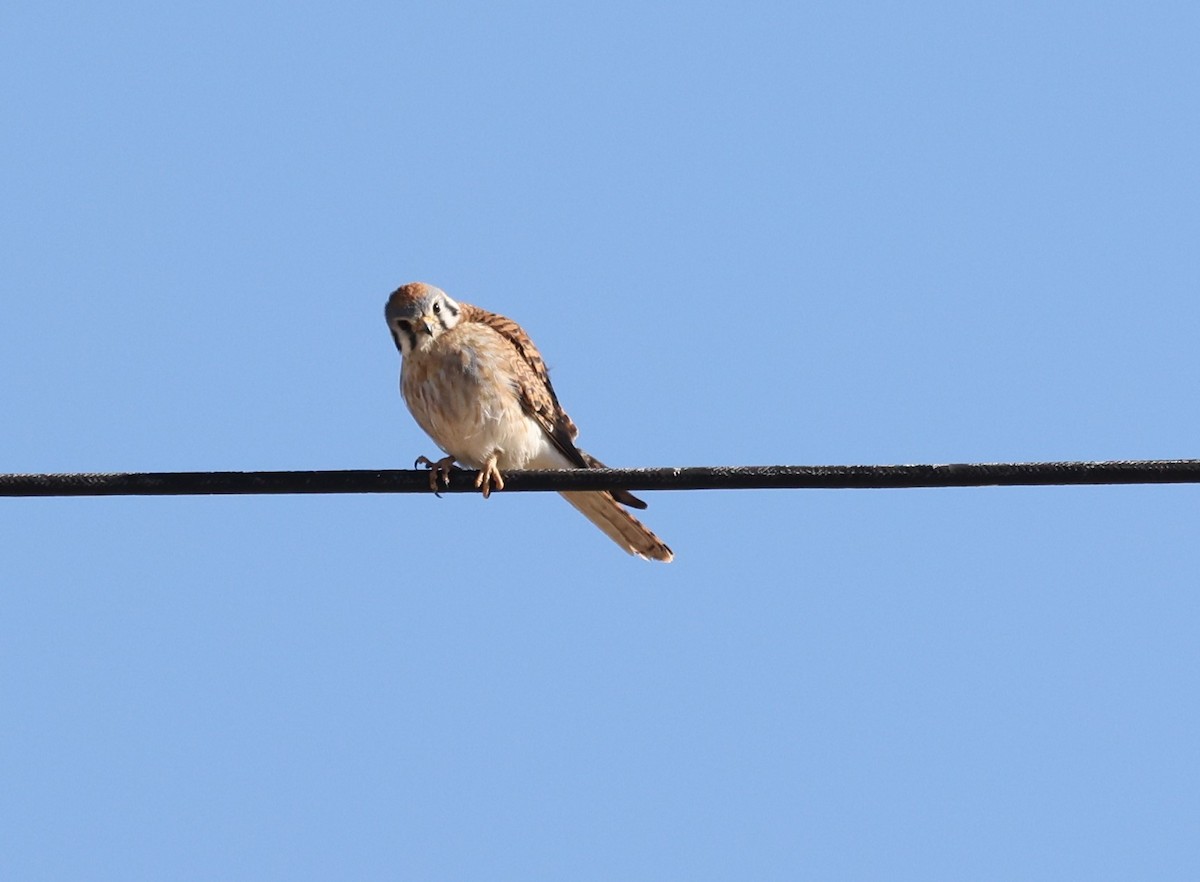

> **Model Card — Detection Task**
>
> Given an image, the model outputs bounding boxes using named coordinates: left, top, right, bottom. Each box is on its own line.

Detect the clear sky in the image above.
left=3, top=2, right=1199, bottom=879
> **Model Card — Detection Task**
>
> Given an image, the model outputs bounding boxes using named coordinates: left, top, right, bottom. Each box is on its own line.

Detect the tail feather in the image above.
left=559, top=490, right=674, bottom=562
left=575, top=450, right=648, bottom=509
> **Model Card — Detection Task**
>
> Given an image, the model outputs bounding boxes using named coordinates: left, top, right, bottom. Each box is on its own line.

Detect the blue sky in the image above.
left=3, top=1, right=1199, bottom=878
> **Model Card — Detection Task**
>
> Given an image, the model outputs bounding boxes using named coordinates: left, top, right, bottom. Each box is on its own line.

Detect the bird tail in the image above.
left=559, top=491, right=674, bottom=562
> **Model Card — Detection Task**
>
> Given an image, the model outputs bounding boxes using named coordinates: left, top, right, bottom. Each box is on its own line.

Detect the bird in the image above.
left=384, top=282, right=673, bottom=562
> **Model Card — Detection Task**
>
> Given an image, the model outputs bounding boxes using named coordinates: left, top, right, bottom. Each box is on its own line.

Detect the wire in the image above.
left=1, top=460, right=1199, bottom=497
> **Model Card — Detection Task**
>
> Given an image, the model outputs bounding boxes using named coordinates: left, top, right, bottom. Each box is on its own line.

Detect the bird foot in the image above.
left=415, top=454, right=457, bottom=495
left=474, top=457, right=505, bottom=499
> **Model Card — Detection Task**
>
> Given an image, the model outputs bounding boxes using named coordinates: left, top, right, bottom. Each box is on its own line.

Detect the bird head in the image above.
left=385, top=282, right=463, bottom=355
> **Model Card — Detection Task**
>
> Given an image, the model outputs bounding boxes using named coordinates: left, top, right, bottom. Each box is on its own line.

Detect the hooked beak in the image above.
left=419, top=314, right=437, bottom=336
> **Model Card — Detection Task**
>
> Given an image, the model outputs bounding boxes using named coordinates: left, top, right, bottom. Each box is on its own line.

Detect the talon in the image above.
left=474, top=456, right=505, bottom=499
left=415, top=454, right=457, bottom=496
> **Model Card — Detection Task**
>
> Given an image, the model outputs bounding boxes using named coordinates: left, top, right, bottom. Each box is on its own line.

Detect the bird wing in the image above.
left=461, top=303, right=648, bottom=510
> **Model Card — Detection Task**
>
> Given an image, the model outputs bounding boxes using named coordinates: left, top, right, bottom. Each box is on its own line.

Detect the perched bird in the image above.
left=385, top=282, right=673, bottom=562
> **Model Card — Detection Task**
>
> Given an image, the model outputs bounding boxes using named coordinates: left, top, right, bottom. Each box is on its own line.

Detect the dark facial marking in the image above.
left=394, top=319, right=417, bottom=351
left=432, top=303, right=450, bottom=332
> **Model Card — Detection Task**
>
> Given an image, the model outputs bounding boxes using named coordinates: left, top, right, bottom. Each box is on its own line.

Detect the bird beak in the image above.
left=419, top=315, right=437, bottom=335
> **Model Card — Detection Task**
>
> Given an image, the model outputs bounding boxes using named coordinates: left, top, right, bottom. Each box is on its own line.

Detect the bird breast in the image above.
left=400, top=324, right=549, bottom=470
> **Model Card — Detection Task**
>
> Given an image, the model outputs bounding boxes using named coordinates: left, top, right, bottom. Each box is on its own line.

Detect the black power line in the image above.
left=1, top=460, right=1199, bottom=498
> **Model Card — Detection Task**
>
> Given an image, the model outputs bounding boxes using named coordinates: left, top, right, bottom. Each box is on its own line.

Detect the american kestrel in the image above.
left=385, top=282, right=673, bottom=562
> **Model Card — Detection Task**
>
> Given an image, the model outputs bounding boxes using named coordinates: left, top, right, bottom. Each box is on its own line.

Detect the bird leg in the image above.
left=474, top=452, right=505, bottom=499
left=414, top=454, right=457, bottom=495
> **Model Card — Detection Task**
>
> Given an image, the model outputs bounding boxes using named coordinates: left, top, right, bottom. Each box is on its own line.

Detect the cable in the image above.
left=1, top=460, right=1199, bottom=497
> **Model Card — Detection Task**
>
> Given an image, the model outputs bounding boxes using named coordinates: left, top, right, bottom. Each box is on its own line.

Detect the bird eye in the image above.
left=432, top=301, right=442, bottom=314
